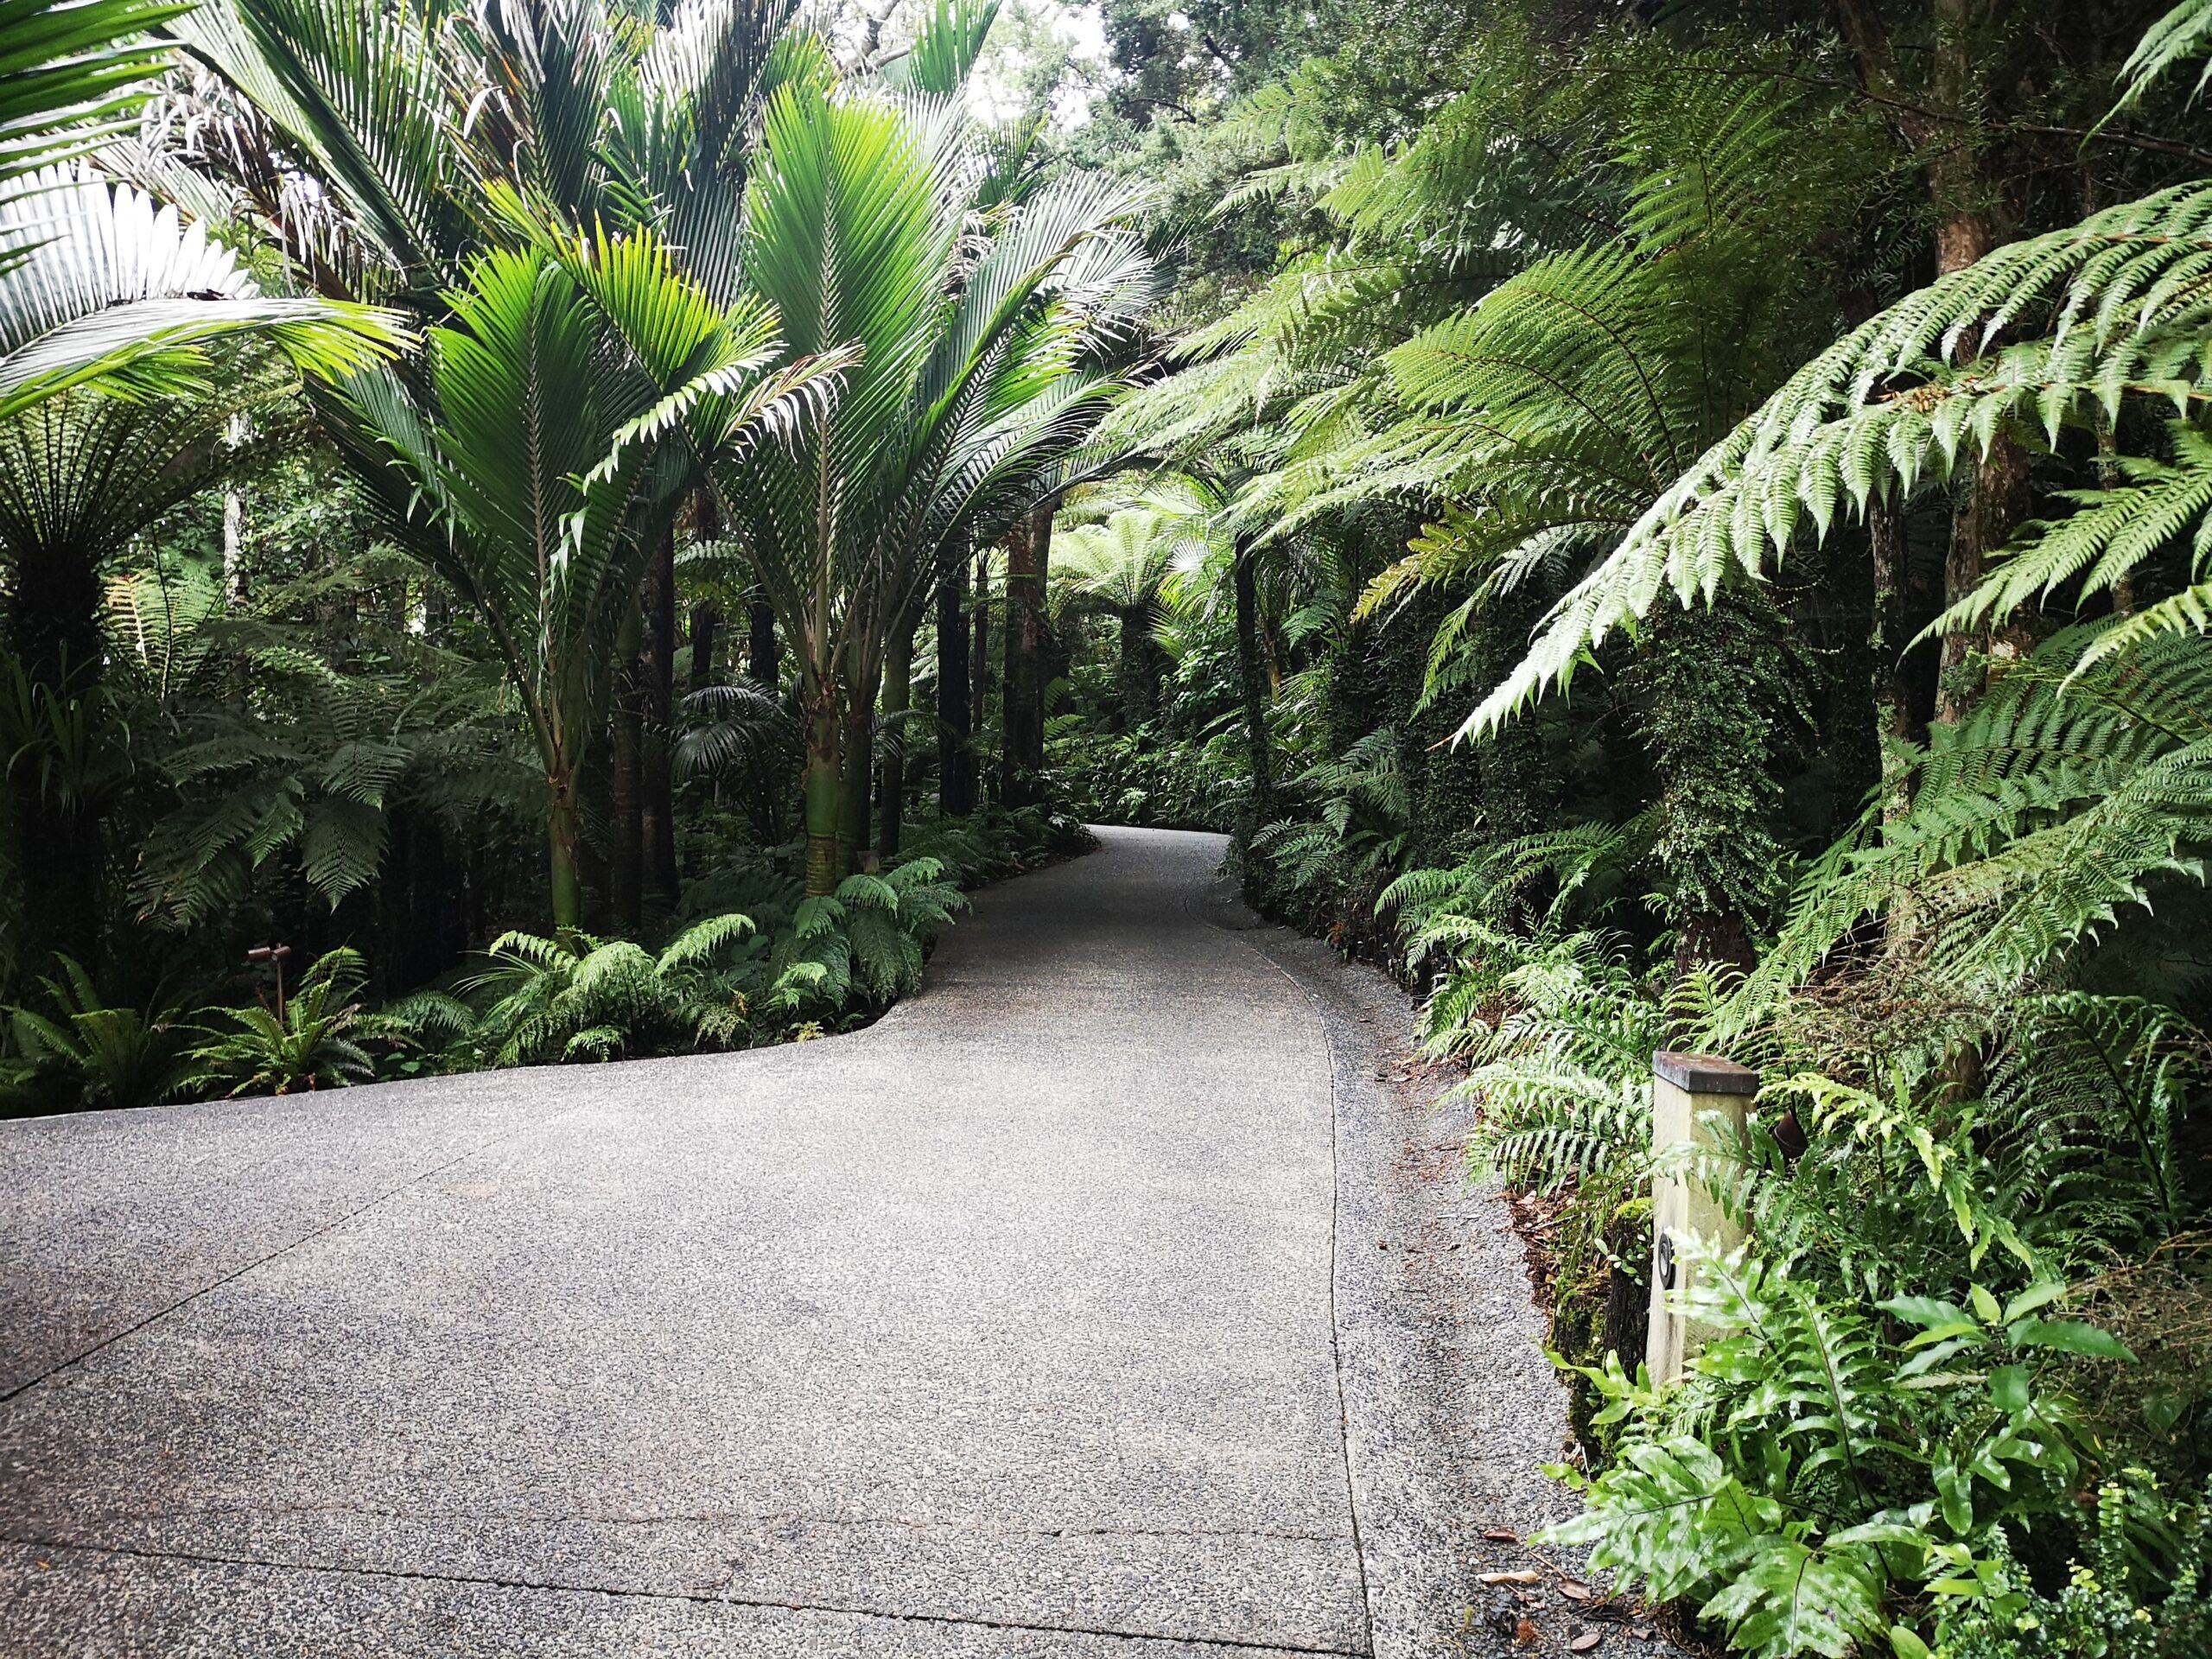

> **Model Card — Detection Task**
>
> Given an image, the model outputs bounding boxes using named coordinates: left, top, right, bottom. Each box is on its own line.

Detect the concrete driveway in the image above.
left=0, top=828, right=1586, bottom=1657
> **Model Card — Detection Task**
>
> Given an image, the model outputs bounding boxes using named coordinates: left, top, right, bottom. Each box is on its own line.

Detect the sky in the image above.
left=969, top=0, right=1112, bottom=127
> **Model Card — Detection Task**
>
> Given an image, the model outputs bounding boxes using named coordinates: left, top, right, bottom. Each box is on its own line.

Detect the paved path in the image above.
left=0, top=829, right=1586, bottom=1657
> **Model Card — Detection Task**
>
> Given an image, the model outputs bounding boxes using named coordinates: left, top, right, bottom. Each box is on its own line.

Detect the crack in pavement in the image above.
left=57, top=1501, right=1351, bottom=1547
left=1, top=1535, right=1374, bottom=1657
left=1, top=1115, right=566, bottom=1406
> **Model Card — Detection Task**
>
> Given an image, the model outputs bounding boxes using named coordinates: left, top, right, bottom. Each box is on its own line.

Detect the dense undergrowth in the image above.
left=4, top=805, right=1088, bottom=1112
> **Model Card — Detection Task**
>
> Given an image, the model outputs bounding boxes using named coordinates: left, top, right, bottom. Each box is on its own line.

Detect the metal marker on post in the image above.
left=1647, top=1050, right=1758, bottom=1385
left=246, top=943, right=293, bottom=1024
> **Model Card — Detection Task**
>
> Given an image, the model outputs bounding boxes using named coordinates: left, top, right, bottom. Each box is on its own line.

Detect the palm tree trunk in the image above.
left=1001, top=504, right=1052, bottom=808
left=610, top=598, right=645, bottom=932
left=970, top=549, right=992, bottom=796
left=548, top=770, right=584, bottom=932
left=802, top=681, right=842, bottom=897
left=609, top=692, right=643, bottom=933
left=840, top=692, right=873, bottom=861
left=690, top=602, right=720, bottom=693
left=1232, top=534, right=1274, bottom=822
left=878, top=607, right=920, bottom=856
left=749, top=595, right=780, bottom=688
left=938, top=560, right=972, bottom=816
left=642, top=531, right=679, bottom=917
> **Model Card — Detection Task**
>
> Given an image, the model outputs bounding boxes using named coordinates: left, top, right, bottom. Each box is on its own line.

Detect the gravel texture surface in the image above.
left=1, top=827, right=1635, bottom=1656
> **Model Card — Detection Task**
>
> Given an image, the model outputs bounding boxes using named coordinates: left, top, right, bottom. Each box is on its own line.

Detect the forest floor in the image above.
left=0, top=828, right=1637, bottom=1657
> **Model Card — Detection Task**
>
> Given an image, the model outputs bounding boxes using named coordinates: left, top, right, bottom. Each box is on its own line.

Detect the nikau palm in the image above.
left=716, top=46, right=1150, bottom=891
left=334, top=232, right=846, bottom=928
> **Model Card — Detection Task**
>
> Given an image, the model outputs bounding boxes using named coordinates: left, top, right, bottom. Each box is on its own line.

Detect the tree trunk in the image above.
left=1001, top=504, right=1051, bottom=808
left=690, top=601, right=720, bottom=694
left=748, top=595, right=780, bottom=689
left=610, top=602, right=644, bottom=935
left=390, top=807, right=461, bottom=989
left=2096, top=412, right=2135, bottom=616
left=1232, top=534, right=1274, bottom=823
left=1840, top=0, right=2022, bottom=727
left=840, top=673, right=874, bottom=865
left=1936, top=435, right=2030, bottom=724
left=608, top=698, right=643, bottom=934
left=1867, top=494, right=1917, bottom=825
left=548, top=769, right=583, bottom=932
left=878, top=609, right=919, bottom=856
left=642, top=531, right=679, bottom=917
left=802, top=681, right=842, bottom=897
left=938, top=560, right=973, bottom=816
left=970, top=549, right=992, bottom=797
left=1117, top=606, right=1159, bottom=730
left=4, top=545, right=111, bottom=977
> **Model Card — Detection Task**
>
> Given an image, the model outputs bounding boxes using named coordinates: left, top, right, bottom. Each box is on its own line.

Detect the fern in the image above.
left=2114, top=0, right=2212, bottom=113
left=1725, top=626, right=2212, bottom=1010
left=1545, top=1246, right=2115, bottom=1659
left=451, top=912, right=763, bottom=1066
left=1469, top=181, right=2212, bottom=737
left=183, top=947, right=378, bottom=1096
left=4, top=955, right=190, bottom=1110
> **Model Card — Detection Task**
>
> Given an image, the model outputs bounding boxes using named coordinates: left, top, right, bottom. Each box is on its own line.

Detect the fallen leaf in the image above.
left=1570, top=1634, right=1603, bottom=1653
left=1479, top=1569, right=1542, bottom=1585
left=1515, top=1616, right=1540, bottom=1645
left=1560, top=1580, right=1594, bottom=1601
left=1483, top=1528, right=1519, bottom=1542
left=1631, top=1629, right=1654, bottom=1643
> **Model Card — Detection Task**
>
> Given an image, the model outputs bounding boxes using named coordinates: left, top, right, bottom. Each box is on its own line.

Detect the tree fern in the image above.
left=1726, top=626, right=2212, bottom=1011
left=1468, top=181, right=2212, bottom=736
left=2114, top=0, right=2212, bottom=113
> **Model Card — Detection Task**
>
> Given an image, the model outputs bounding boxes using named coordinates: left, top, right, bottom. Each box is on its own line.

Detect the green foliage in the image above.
left=2114, top=0, right=2212, bottom=112
left=0, top=166, right=407, bottom=422
left=440, top=912, right=761, bottom=1066
left=766, top=857, right=967, bottom=1015
left=1546, top=1249, right=2120, bottom=1659
left=183, top=946, right=379, bottom=1096
left=0, top=0, right=189, bottom=200
left=1935, top=1472, right=2209, bottom=1657
left=3, top=955, right=189, bottom=1110
left=1247, top=728, right=1413, bottom=932
left=1469, top=177, right=2212, bottom=737
left=1730, top=626, right=2212, bottom=1014
left=132, top=602, right=536, bottom=925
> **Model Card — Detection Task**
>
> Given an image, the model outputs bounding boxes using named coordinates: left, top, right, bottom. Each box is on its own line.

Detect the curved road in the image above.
left=1, top=829, right=1582, bottom=1657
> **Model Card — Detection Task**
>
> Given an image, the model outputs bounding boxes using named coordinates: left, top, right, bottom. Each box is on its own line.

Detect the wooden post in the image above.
left=1647, top=1050, right=1758, bottom=1384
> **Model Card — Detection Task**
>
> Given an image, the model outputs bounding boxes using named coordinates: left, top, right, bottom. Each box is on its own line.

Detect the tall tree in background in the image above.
left=718, top=14, right=1150, bottom=889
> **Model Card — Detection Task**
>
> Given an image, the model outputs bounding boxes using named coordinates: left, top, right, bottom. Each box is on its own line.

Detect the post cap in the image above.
left=1654, top=1051, right=1759, bottom=1095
